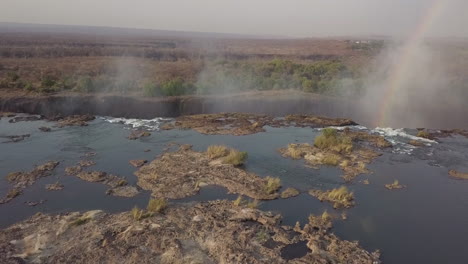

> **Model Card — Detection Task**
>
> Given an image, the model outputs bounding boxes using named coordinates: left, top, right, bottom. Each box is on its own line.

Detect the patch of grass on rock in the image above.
left=222, top=150, right=248, bottom=166
left=206, top=145, right=229, bottom=159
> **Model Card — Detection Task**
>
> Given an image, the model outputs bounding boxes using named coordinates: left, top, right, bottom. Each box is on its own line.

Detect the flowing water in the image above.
left=1, top=115, right=468, bottom=264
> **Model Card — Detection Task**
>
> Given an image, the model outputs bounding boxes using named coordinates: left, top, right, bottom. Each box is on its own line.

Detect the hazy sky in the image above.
left=1, top=0, right=467, bottom=37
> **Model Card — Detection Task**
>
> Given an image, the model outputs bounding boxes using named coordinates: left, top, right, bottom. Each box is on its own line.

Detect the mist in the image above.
left=354, top=39, right=467, bottom=129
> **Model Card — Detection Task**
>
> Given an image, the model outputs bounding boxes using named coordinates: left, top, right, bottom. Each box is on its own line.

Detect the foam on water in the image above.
left=100, top=117, right=172, bottom=131
left=373, top=127, right=437, bottom=143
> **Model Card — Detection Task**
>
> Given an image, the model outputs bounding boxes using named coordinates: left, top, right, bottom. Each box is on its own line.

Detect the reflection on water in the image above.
left=1, top=116, right=468, bottom=264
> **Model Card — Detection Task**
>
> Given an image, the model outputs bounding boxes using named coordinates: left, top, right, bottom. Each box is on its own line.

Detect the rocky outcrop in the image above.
left=1, top=161, right=59, bottom=204
left=74, top=171, right=138, bottom=197
left=134, top=145, right=280, bottom=200
left=0, top=201, right=381, bottom=264
left=161, top=113, right=358, bottom=136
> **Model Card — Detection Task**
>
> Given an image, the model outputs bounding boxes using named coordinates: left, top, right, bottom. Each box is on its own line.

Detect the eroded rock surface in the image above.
left=0, top=134, right=30, bottom=143
left=64, top=166, right=82, bottom=176
left=1, top=161, right=59, bottom=204
left=54, top=114, right=95, bottom=127
left=8, top=115, right=42, bottom=123
left=0, top=201, right=380, bottom=264
left=45, top=182, right=64, bottom=191
left=127, top=130, right=151, bottom=140
left=280, top=188, right=300, bottom=199
left=77, top=160, right=95, bottom=167
left=161, top=113, right=358, bottom=136
left=75, top=171, right=138, bottom=197
left=5, top=161, right=59, bottom=188
left=38, top=127, right=51, bottom=132
left=135, top=145, right=280, bottom=200
left=280, top=143, right=380, bottom=182
left=309, top=187, right=355, bottom=209
left=129, top=159, right=147, bottom=168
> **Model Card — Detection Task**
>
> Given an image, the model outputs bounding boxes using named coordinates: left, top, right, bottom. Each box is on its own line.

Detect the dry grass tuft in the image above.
left=222, top=150, right=248, bottom=166
left=233, top=195, right=244, bottom=206
left=327, top=186, right=353, bottom=202
left=147, top=198, right=167, bottom=213
left=264, top=176, right=281, bottom=194
left=206, top=145, right=229, bottom=159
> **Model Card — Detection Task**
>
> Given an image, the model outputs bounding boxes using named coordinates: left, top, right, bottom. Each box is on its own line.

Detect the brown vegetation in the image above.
left=0, top=200, right=381, bottom=263
left=280, top=128, right=383, bottom=182
left=134, top=145, right=280, bottom=200
left=309, top=186, right=355, bottom=209
left=161, top=113, right=357, bottom=136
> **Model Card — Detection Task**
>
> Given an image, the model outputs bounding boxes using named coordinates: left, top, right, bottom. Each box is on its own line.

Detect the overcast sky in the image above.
left=1, top=0, right=467, bottom=38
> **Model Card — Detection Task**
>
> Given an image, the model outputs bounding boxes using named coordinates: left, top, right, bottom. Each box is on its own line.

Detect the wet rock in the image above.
left=134, top=145, right=280, bottom=200
left=45, top=182, right=64, bottom=191
left=280, top=187, right=300, bottom=199
left=65, top=166, right=82, bottom=176
left=161, top=113, right=358, bottom=136
left=55, top=114, right=95, bottom=127
left=127, top=130, right=151, bottom=140
left=143, top=149, right=151, bottom=152
left=38, top=126, right=51, bottom=132
left=284, top=114, right=357, bottom=127
left=0, top=188, right=22, bottom=204
left=0, top=201, right=380, bottom=264
left=385, top=180, right=406, bottom=190
left=24, top=200, right=46, bottom=207
left=106, top=186, right=140, bottom=197
left=343, top=128, right=392, bottom=148
left=408, top=140, right=425, bottom=147
left=77, top=160, right=95, bottom=167
left=1, top=161, right=58, bottom=204
left=448, top=170, right=468, bottom=180
left=76, top=171, right=108, bottom=182
left=1, top=134, right=31, bottom=143
left=8, top=115, right=42, bottom=123
left=129, top=159, right=147, bottom=168
left=75, top=171, right=138, bottom=197
left=6, top=161, right=59, bottom=188
left=82, top=152, right=97, bottom=158
left=280, top=142, right=380, bottom=182
left=309, top=186, right=355, bottom=209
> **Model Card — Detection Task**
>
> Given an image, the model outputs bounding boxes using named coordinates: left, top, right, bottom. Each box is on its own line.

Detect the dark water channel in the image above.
left=1, top=115, right=468, bottom=264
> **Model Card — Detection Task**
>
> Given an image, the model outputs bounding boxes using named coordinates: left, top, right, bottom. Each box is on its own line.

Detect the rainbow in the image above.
left=375, top=0, right=447, bottom=127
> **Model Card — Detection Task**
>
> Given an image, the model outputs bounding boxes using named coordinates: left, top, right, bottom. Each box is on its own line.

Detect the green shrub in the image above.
left=41, top=76, right=56, bottom=88
left=161, top=78, right=194, bottom=96
left=314, top=128, right=353, bottom=153
left=7, top=72, right=20, bottom=82
left=24, top=82, right=34, bottom=91
left=143, top=82, right=161, bottom=97
left=76, top=77, right=94, bottom=93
